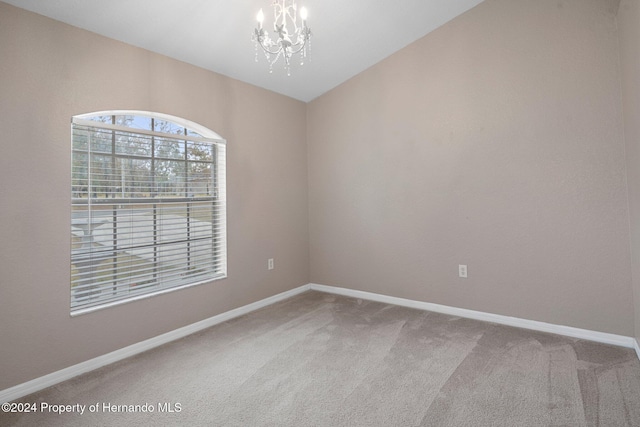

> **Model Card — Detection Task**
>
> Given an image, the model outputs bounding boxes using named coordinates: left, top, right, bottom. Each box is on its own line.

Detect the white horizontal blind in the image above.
left=71, top=114, right=226, bottom=314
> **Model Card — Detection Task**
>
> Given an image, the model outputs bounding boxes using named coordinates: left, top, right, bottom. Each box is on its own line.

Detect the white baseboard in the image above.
left=309, top=283, right=638, bottom=350
left=2, top=282, right=637, bottom=403
left=0, top=284, right=311, bottom=404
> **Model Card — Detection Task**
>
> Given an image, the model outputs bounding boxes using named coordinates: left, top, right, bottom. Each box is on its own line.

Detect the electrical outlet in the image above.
left=458, top=264, right=467, bottom=278
left=268, top=258, right=274, bottom=270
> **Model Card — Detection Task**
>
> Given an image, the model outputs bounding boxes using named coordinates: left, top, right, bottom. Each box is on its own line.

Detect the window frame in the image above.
left=70, top=111, right=227, bottom=315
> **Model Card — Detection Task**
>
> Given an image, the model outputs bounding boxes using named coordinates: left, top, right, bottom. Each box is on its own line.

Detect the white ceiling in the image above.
left=4, top=0, right=484, bottom=102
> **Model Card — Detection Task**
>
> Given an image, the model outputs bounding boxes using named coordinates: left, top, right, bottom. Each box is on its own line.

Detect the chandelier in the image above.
left=252, top=0, right=312, bottom=76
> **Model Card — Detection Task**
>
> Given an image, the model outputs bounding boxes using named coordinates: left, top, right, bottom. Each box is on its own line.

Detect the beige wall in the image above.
left=0, top=2, right=309, bottom=390
left=618, top=0, right=640, bottom=343
left=308, top=0, right=634, bottom=336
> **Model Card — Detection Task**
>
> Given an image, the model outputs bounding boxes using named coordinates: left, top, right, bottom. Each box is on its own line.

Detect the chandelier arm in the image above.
left=256, top=41, right=288, bottom=56
left=286, top=41, right=308, bottom=55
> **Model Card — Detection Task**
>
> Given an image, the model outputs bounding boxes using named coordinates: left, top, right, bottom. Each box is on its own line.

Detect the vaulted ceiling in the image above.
left=4, top=0, right=485, bottom=102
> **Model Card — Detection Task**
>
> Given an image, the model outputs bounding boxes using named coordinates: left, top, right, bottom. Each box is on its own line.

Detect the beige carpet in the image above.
left=2, top=291, right=640, bottom=426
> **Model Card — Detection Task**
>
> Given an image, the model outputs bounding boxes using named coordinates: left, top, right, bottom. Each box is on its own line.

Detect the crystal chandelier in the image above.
left=252, top=0, right=312, bottom=76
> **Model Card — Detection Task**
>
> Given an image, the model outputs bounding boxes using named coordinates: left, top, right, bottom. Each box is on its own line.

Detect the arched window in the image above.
left=70, top=111, right=226, bottom=314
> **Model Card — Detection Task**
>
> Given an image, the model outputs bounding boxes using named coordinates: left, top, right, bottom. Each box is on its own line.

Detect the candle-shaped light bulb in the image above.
left=257, top=9, right=264, bottom=28
left=300, top=7, right=308, bottom=22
